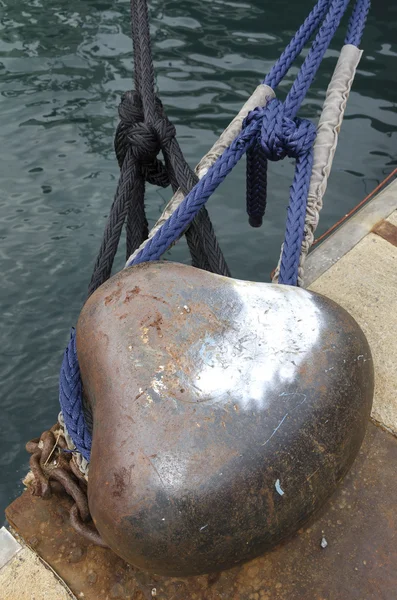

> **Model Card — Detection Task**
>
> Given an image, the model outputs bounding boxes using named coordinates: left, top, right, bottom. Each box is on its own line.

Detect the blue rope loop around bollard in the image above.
left=59, top=330, right=92, bottom=460
left=59, top=0, right=370, bottom=461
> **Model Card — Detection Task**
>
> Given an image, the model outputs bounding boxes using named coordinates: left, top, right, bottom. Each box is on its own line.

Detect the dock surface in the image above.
left=0, top=527, right=73, bottom=600
left=306, top=179, right=397, bottom=435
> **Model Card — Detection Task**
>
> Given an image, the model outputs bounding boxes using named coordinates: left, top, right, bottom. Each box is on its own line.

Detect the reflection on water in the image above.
left=0, top=0, right=396, bottom=515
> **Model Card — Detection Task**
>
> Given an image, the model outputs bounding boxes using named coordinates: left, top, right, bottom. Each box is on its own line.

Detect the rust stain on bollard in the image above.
left=6, top=423, right=397, bottom=599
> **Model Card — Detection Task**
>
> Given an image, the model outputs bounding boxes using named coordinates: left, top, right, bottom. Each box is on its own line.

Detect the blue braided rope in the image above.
left=59, top=330, right=92, bottom=460
left=345, top=0, right=370, bottom=46
left=264, top=0, right=333, bottom=89
left=129, top=120, right=262, bottom=264
left=284, top=0, right=351, bottom=119
left=279, top=147, right=315, bottom=286
left=59, top=0, right=369, bottom=459
left=246, top=142, right=268, bottom=228
left=247, top=0, right=346, bottom=228
left=276, top=0, right=351, bottom=284
left=247, top=0, right=331, bottom=228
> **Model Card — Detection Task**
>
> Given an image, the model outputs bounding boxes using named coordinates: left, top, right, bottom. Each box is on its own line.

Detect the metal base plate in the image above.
left=5, top=423, right=397, bottom=600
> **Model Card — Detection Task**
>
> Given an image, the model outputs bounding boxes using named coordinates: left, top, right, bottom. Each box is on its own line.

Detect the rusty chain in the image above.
left=25, top=424, right=107, bottom=548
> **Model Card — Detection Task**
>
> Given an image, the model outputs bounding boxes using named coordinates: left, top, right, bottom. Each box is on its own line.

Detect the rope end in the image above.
left=249, top=215, right=263, bottom=228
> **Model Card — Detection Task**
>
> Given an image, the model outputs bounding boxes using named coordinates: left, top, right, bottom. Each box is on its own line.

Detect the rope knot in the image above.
left=127, top=121, right=163, bottom=163
left=118, top=90, right=143, bottom=130
left=115, top=91, right=174, bottom=187
left=259, top=98, right=316, bottom=162
left=117, top=91, right=176, bottom=162
left=127, top=117, right=176, bottom=165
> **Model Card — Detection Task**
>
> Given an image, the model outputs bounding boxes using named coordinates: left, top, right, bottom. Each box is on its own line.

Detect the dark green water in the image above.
left=0, top=0, right=396, bottom=518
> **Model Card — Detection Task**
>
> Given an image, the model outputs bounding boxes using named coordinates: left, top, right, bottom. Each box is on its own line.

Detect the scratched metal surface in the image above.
left=75, top=262, right=373, bottom=575
left=6, top=423, right=397, bottom=599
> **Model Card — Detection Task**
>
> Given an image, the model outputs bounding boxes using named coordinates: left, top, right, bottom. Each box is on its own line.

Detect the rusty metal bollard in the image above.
left=76, top=262, right=374, bottom=576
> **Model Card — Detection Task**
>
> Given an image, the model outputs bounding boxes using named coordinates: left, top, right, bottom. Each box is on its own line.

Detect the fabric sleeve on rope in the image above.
left=272, top=44, right=362, bottom=285
left=307, top=44, right=362, bottom=207
left=125, top=84, right=275, bottom=267
left=195, top=85, right=276, bottom=179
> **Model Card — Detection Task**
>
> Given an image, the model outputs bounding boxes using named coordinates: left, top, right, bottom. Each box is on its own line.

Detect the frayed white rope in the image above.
left=58, top=412, right=90, bottom=477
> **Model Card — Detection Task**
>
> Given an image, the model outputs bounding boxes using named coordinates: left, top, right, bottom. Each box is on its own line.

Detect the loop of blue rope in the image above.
left=59, top=0, right=370, bottom=461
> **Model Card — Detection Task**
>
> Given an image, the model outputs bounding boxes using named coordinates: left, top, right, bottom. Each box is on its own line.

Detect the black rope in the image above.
left=88, top=0, right=230, bottom=297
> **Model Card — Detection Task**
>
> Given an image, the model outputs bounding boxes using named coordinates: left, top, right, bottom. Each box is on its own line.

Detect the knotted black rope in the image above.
left=88, top=0, right=229, bottom=297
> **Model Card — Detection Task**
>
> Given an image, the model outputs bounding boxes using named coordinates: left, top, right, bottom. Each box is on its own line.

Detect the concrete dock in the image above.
left=0, top=527, right=73, bottom=600
left=2, top=178, right=397, bottom=600
left=306, top=178, right=397, bottom=436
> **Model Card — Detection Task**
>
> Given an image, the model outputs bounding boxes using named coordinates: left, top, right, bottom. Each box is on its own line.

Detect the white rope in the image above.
left=58, top=412, right=90, bottom=477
